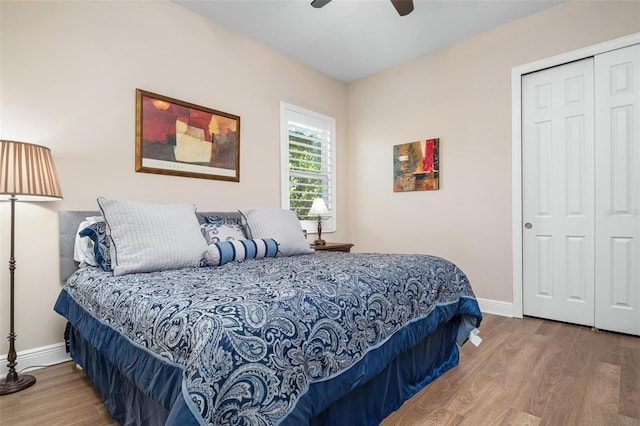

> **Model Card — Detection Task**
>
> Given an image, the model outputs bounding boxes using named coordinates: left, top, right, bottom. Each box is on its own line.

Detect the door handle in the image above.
left=525, top=223, right=533, bottom=229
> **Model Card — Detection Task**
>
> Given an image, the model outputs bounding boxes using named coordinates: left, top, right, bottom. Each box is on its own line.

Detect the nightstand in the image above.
left=311, top=242, right=354, bottom=253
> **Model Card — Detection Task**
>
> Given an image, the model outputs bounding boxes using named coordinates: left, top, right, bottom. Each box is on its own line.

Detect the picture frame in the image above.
left=393, top=138, right=440, bottom=192
left=135, top=89, right=240, bottom=182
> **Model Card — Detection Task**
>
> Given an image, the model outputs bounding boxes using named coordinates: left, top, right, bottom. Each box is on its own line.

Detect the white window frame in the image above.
left=280, top=102, right=336, bottom=234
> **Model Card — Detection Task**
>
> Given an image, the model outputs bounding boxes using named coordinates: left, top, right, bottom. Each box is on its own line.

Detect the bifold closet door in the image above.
left=522, top=58, right=596, bottom=327
left=594, top=44, right=640, bottom=336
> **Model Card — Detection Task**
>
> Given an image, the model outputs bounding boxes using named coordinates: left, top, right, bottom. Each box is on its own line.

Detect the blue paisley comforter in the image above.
left=55, top=252, right=481, bottom=425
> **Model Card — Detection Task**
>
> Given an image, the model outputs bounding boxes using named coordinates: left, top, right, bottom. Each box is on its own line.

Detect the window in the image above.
left=280, top=102, right=336, bottom=234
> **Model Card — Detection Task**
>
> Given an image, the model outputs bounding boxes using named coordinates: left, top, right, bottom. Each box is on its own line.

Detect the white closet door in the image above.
left=594, top=44, right=640, bottom=335
left=522, top=58, right=595, bottom=326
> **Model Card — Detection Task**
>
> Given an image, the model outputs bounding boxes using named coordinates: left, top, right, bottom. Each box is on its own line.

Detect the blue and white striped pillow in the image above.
left=203, top=238, right=278, bottom=266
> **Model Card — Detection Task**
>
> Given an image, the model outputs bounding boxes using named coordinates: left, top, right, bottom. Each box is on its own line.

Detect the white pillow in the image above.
left=238, top=208, right=313, bottom=257
left=73, top=216, right=104, bottom=267
left=97, top=198, right=208, bottom=276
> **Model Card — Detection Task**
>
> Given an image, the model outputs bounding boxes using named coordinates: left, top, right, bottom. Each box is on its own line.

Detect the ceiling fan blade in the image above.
left=390, top=0, right=414, bottom=16
left=311, top=0, right=332, bottom=8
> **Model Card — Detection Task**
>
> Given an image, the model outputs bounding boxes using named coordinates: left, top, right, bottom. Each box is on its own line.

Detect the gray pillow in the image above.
left=97, top=198, right=208, bottom=276
left=239, top=208, right=313, bottom=257
left=200, top=215, right=246, bottom=244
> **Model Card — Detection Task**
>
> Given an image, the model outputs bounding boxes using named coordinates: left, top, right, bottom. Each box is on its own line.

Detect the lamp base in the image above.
left=313, top=238, right=326, bottom=246
left=0, top=374, right=36, bottom=396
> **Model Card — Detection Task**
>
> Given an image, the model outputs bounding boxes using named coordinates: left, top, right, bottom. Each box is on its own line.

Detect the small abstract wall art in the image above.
left=393, top=138, right=440, bottom=192
left=135, top=89, right=240, bottom=182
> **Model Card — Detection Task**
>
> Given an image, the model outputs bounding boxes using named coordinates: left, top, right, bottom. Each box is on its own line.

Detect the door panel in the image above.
left=522, top=58, right=595, bottom=326
left=594, top=44, right=640, bottom=335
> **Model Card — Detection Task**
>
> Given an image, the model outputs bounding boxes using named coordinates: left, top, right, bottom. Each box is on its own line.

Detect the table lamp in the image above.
left=308, top=198, right=330, bottom=246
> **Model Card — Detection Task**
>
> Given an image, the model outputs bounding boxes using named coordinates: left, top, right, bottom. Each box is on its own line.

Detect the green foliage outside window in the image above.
left=289, top=127, right=326, bottom=220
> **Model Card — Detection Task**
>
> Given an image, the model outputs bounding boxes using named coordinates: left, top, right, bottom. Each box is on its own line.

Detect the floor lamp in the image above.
left=0, top=140, right=63, bottom=396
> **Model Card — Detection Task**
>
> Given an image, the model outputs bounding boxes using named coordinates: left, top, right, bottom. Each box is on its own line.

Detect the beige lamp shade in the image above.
left=308, top=198, right=329, bottom=216
left=0, top=140, right=63, bottom=201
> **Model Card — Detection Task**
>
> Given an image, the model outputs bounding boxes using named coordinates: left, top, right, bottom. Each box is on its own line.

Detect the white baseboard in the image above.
left=477, top=297, right=514, bottom=317
left=0, top=342, right=71, bottom=376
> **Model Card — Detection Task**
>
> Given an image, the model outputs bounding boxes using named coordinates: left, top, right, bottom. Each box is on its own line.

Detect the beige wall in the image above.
left=347, top=0, right=640, bottom=302
left=1, top=0, right=639, bottom=358
left=0, top=1, right=347, bottom=354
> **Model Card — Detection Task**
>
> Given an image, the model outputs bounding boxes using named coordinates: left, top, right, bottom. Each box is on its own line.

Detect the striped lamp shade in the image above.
left=0, top=140, right=63, bottom=201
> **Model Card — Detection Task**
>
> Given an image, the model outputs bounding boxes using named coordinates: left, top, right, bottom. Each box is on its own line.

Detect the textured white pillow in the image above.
left=239, top=208, right=313, bottom=256
left=73, top=216, right=103, bottom=267
left=97, top=198, right=208, bottom=276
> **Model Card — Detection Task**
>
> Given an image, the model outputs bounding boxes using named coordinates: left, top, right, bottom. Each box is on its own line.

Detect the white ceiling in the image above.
left=174, top=0, right=565, bottom=83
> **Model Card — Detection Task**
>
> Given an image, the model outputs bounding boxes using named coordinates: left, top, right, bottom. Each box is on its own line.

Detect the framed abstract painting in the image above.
left=135, top=89, right=240, bottom=182
left=393, top=138, right=440, bottom=192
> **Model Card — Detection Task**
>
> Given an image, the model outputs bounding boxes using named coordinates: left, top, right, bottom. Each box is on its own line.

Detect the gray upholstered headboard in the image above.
left=59, top=210, right=242, bottom=282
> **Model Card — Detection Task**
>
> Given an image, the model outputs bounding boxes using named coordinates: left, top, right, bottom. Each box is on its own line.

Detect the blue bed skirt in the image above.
left=56, top=290, right=479, bottom=425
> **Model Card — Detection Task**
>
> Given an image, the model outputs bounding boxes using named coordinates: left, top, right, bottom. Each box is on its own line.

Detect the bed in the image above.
left=54, top=199, right=482, bottom=426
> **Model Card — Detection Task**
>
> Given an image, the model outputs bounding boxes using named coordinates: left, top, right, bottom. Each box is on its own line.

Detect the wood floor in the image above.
left=0, top=314, right=638, bottom=425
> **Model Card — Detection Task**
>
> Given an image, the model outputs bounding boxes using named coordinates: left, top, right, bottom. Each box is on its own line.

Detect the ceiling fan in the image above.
left=311, top=0, right=414, bottom=17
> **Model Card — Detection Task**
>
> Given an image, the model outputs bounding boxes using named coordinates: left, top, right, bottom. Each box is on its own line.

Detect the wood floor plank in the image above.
left=0, top=363, right=117, bottom=426
left=1, top=314, right=638, bottom=426
left=620, top=334, right=640, bottom=350
left=481, top=329, right=548, bottom=394
left=538, top=375, right=590, bottom=426
left=580, top=361, right=623, bottom=425
left=499, top=408, right=541, bottom=426
left=619, top=344, right=640, bottom=419
left=455, top=379, right=512, bottom=425
left=442, top=315, right=514, bottom=385
left=444, top=372, right=499, bottom=417
left=396, top=376, right=459, bottom=415
left=382, top=405, right=464, bottom=426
